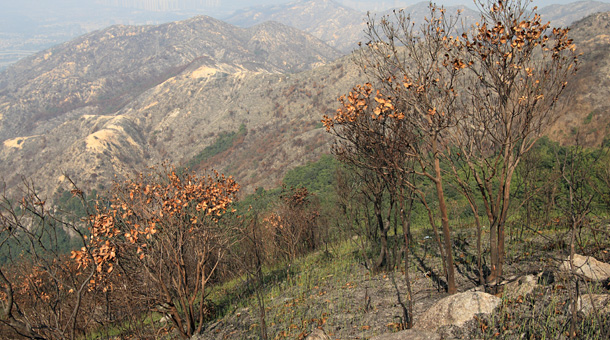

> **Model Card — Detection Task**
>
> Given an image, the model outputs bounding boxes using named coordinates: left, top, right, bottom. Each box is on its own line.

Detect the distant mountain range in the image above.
left=0, top=14, right=347, bottom=198
left=1, top=1, right=609, bottom=201
left=547, top=11, right=610, bottom=145
left=3, top=0, right=610, bottom=71
left=0, top=1, right=191, bottom=71
left=0, top=16, right=340, bottom=141
left=226, top=0, right=610, bottom=52
left=225, top=0, right=365, bottom=53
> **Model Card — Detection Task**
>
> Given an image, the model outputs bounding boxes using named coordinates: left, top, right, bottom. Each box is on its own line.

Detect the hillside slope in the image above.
left=225, top=0, right=608, bottom=54
left=1, top=9, right=610, bottom=203
left=226, top=0, right=364, bottom=53
left=539, top=0, right=610, bottom=27
left=547, top=11, right=610, bottom=145
left=0, top=52, right=361, bottom=199
left=0, top=16, right=340, bottom=141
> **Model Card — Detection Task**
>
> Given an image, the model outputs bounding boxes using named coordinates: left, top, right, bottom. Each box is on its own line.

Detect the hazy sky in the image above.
left=5, top=1, right=610, bottom=17
left=337, top=0, right=610, bottom=11
left=3, top=1, right=608, bottom=33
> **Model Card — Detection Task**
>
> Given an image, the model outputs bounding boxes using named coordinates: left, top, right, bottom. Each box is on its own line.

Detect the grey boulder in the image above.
left=503, top=274, right=538, bottom=300
left=576, top=294, right=610, bottom=315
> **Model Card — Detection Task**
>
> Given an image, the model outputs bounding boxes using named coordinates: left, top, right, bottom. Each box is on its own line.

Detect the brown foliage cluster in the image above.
left=262, top=186, right=321, bottom=262
left=72, top=168, right=238, bottom=286
left=1, top=167, right=241, bottom=339
left=0, top=166, right=330, bottom=340
left=0, top=180, right=108, bottom=339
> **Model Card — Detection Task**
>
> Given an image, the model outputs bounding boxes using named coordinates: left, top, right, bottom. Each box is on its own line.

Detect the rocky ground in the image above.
left=186, top=228, right=610, bottom=340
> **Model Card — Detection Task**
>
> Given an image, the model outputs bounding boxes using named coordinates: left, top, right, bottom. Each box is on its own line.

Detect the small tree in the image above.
left=71, top=166, right=239, bottom=339
left=327, top=0, right=577, bottom=291
left=324, top=84, right=407, bottom=271
left=0, top=178, right=100, bottom=340
left=263, top=186, right=320, bottom=262
left=452, top=0, right=577, bottom=281
left=329, top=3, right=466, bottom=292
left=237, top=212, right=269, bottom=340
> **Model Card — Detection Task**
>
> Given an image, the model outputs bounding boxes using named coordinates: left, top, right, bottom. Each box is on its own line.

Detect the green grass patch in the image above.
left=584, top=110, right=595, bottom=124
left=282, top=154, right=338, bottom=197
left=182, top=124, right=247, bottom=171
left=208, top=238, right=360, bottom=319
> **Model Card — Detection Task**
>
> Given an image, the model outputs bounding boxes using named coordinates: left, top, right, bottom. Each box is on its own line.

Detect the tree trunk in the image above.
left=497, top=223, right=505, bottom=281
left=496, top=166, right=516, bottom=282
left=374, top=200, right=388, bottom=271
left=434, top=156, right=456, bottom=294
left=489, top=220, right=499, bottom=283
left=465, top=196, right=485, bottom=285
left=401, top=194, right=414, bottom=329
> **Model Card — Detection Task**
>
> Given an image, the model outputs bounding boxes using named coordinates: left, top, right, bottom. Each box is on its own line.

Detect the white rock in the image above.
left=414, top=291, right=501, bottom=331
left=305, top=328, right=331, bottom=340
left=576, top=294, right=610, bottom=315
left=370, top=329, right=440, bottom=340
left=504, top=275, right=538, bottom=300
left=559, top=254, right=610, bottom=281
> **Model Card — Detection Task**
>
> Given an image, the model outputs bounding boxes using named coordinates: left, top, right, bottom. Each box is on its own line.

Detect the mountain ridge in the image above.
left=225, top=0, right=365, bottom=53
left=0, top=15, right=340, bottom=142
left=547, top=11, right=610, bottom=145
left=1, top=5, right=610, bottom=203
left=225, top=0, right=610, bottom=53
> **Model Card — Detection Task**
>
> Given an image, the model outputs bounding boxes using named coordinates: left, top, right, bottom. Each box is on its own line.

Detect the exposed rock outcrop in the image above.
left=413, top=291, right=501, bottom=331
left=576, top=294, right=610, bottom=315
left=370, top=329, right=441, bottom=340
left=559, top=254, right=610, bottom=281
left=503, top=274, right=538, bottom=300
left=304, top=328, right=332, bottom=340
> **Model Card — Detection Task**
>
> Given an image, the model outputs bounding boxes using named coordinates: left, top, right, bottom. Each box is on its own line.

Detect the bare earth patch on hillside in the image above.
left=2, top=135, right=39, bottom=149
